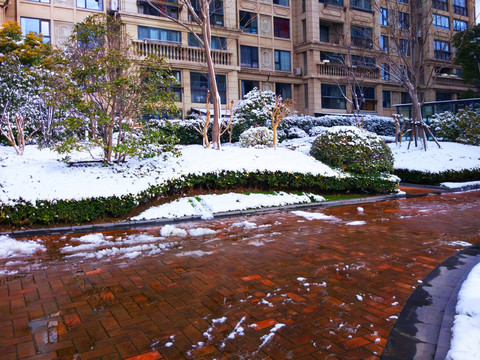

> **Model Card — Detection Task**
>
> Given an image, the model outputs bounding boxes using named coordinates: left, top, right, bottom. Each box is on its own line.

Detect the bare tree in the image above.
left=372, top=0, right=447, bottom=149
left=263, top=95, right=295, bottom=149
left=146, top=0, right=224, bottom=149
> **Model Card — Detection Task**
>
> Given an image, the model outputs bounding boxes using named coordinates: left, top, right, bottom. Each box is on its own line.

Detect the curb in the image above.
left=381, top=244, right=480, bottom=360
left=1, top=192, right=404, bottom=238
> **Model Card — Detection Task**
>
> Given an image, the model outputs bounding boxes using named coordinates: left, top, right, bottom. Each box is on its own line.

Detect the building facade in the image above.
left=4, top=0, right=477, bottom=118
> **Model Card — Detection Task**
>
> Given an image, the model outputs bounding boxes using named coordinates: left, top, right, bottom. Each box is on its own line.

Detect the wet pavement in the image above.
left=1, top=190, right=479, bottom=359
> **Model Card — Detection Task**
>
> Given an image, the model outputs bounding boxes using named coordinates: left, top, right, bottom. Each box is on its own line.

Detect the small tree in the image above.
left=453, top=24, right=480, bottom=91
left=233, top=88, right=276, bottom=131
left=263, top=95, right=295, bottom=149
left=0, top=22, right=57, bottom=154
left=145, top=0, right=224, bottom=149
left=59, top=14, right=177, bottom=163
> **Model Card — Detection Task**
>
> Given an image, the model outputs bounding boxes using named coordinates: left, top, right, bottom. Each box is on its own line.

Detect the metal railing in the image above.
left=133, top=40, right=232, bottom=66
left=317, top=63, right=380, bottom=80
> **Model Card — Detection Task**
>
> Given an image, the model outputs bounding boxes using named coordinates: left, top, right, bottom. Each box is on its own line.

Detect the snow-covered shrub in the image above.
left=310, top=126, right=394, bottom=174
left=431, top=111, right=461, bottom=141
left=285, top=127, right=308, bottom=139
left=239, top=127, right=274, bottom=148
left=432, top=108, right=480, bottom=145
left=234, top=89, right=276, bottom=133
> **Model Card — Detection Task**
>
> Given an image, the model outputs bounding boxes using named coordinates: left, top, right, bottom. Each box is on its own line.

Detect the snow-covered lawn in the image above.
left=0, top=144, right=340, bottom=205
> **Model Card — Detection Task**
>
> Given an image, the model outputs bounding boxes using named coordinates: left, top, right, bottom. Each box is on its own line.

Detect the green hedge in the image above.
left=394, top=167, right=480, bottom=185
left=0, top=171, right=399, bottom=227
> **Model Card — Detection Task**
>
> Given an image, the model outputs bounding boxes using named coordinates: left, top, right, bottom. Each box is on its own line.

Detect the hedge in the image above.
left=0, top=170, right=399, bottom=227
left=394, top=167, right=480, bottom=185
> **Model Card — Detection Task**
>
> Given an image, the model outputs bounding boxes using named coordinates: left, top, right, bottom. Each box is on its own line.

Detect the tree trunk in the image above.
left=202, top=2, right=221, bottom=150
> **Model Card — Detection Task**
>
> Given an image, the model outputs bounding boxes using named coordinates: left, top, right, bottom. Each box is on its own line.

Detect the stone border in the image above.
left=1, top=193, right=404, bottom=238
left=381, top=244, right=480, bottom=359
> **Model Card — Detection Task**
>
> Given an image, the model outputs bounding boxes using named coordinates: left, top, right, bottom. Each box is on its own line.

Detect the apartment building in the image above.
left=4, top=0, right=477, bottom=118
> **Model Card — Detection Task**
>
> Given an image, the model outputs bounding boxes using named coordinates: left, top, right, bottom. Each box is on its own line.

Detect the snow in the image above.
left=0, top=145, right=339, bottom=205
left=0, top=236, right=45, bottom=258
left=291, top=210, right=339, bottom=221
left=133, top=192, right=325, bottom=220
left=447, top=263, right=480, bottom=360
left=389, top=142, right=480, bottom=172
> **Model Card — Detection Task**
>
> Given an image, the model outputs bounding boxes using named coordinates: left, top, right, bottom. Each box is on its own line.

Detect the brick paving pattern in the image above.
left=0, top=191, right=479, bottom=359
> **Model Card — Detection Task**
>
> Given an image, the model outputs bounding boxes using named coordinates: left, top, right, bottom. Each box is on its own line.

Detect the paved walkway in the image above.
left=1, top=191, right=479, bottom=359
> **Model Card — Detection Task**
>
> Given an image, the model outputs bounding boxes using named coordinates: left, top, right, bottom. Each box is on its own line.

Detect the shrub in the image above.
left=310, top=126, right=394, bottom=175
left=432, top=108, right=480, bottom=145
left=239, top=127, right=274, bottom=147
left=233, top=88, right=277, bottom=134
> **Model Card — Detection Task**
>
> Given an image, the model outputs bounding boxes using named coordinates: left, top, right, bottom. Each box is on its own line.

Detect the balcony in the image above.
left=133, top=40, right=233, bottom=66
left=317, top=62, right=379, bottom=80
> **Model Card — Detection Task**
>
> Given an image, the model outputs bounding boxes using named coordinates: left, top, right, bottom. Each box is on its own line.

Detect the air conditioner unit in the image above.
left=293, top=67, right=302, bottom=76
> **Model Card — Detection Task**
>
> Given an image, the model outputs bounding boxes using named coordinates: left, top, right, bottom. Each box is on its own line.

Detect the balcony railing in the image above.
left=317, top=63, right=380, bottom=80
left=133, top=40, right=233, bottom=66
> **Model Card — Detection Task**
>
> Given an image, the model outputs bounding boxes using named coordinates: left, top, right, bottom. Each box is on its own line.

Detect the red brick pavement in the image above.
left=1, top=191, right=479, bottom=359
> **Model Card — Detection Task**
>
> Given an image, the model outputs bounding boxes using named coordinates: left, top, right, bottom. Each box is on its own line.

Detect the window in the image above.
left=274, top=50, right=291, bottom=71
left=304, top=84, right=309, bottom=108
left=76, top=0, right=103, bottom=10
left=401, top=92, right=411, bottom=104
left=351, top=26, right=372, bottom=49
left=241, top=80, right=259, bottom=98
left=436, top=92, right=453, bottom=101
left=400, top=39, right=410, bottom=56
left=273, top=0, right=289, bottom=6
left=319, top=0, right=343, bottom=5
left=138, top=0, right=179, bottom=18
left=382, top=63, right=390, bottom=80
left=191, top=0, right=223, bottom=26
left=239, top=11, right=257, bottom=34
left=20, top=17, right=50, bottom=43
left=321, top=51, right=345, bottom=64
left=190, top=72, right=226, bottom=104
left=433, top=0, right=448, bottom=11
left=320, top=25, right=329, bottom=42
left=188, top=33, right=226, bottom=50
left=380, top=8, right=388, bottom=26
left=381, top=35, right=389, bottom=52
left=27, top=0, right=49, bottom=3
left=302, top=0, right=306, bottom=12
left=399, top=12, right=409, bottom=29
left=350, top=0, right=371, bottom=12
left=354, top=86, right=376, bottom=111
left=433, top=14, right=450, bottom=29
left=382, top=90, right=391, bottom=108
left=138, top=26, right=181, bottom=43
left=276, top=83, right=292, bottom=99
left=434, top=40, right=451, bottom=60
left=274, top=17, right=290, bottom=39
left=351, top=55, right=375, bottom=67
left=303, top=52, right=308, bottom=75
left=398, top=0, right=408, bottom=3
left=453, top=19, right=467, bottom=31
left=302, top=20, right=307, bottom=42
left=453, top=0, right=467, bottom=16
left=210, top=0, right=224, bottom=26
left=240, top=45, right=259, bottom=68
left=169, top=70, right=182, bottom=102
left=321, top=84, right=346, bottom=109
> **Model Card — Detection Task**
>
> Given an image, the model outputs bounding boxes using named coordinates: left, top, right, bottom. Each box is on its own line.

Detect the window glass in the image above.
left=239, top=11, right=258, bottom=34
left=273, top=0, right=289, bottom=6
left=382, top=90, right=391, bottom=108
left=433, top=14, right=450, bottom=29
left=138, top=26, right=181, bottom=43
left=190, top=72, right=226, bottom=104
left=321, top=84, right=346, bottom=109
left=350, top=0, right=371, bottom=11
left=380, top=8, right=388, bottom=26
left=351, top=26, right=372, bottom=49
left=240, top=45, right=259, bottom=68
left=241, top=80, right=259, bottom=98
left=276, top=83, right=292, bottom=99
left=274, top=50, right=291, bottom=71
left=274, top=17, right=290, bottom=39
left=76, top=0, right=103, bottom=11
left=20, top=17, right=50, bottom=43
left=453, top=19, right=467, bottom=31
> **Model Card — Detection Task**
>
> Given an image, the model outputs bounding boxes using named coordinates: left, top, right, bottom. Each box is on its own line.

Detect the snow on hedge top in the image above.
left=321, top=126, right=385, bottom=146
left=0, top=144, right=340, bottom=204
